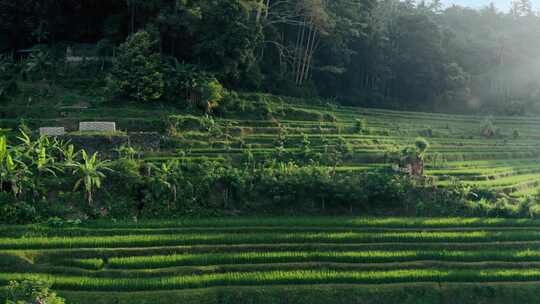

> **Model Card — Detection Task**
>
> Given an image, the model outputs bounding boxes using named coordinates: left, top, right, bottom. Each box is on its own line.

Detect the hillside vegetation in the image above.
left=4, top=90, right=540, bottom=198
left=3, top=87, right=540, bottom=223
left=5, top=218, right=540, bottom=303
left=4, top=1, right=540, bottom=303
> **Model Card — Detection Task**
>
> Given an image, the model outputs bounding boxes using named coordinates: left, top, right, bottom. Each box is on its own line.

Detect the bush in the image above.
left=168, top=115, right=217, bottom=133
left=0, top=55, right=18, bottom=101
left=5, top=280, right=65, bottom=304
left=0, top=199, right=40, bottom=224
left=481, top=117, right=497, bottom=138
left=419, top=127, right=433, bottom=137
left=414, top=137, right=430, bottom=155
left=354, top=119, right=367, bottom=133
left=108, top=30, right=164, bottom=102
left=200, top=79, right=225, bottom=113
left=163, top=60, right=224, bottom=113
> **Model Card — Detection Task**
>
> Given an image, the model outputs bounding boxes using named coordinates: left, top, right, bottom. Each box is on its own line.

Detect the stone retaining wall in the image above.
left=39, top=127, right=66, bottom=136
left=79, top=122, right=116, bottom=132
left=129, top=132, right=161, bottom=151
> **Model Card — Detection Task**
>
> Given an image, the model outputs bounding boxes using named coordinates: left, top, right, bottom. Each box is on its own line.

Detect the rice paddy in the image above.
left=5, top=94, right=540, bottom=198
left=3, top=217, right=540, bottom=303
left=6, top=97, right=540, bottom=302
left=161, top=99, right=540, bottom=198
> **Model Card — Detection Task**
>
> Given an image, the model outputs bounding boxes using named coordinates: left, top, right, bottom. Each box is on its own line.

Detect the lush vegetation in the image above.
left=4, top=1, right=540, bottom=303
left=3, top=218, right=540, bottom=303
left=2, top=0, right=540, bottom=113
left=4, top=118, right=540, bottom=224
left=3, top=279, right=65, bottom=304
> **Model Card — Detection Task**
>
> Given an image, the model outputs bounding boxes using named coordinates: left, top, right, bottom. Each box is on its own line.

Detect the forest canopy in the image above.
left=1, top=0, right=540, bottom=114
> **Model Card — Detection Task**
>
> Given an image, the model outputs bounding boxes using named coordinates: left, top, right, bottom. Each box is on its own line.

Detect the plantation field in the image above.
left=4, top=93, right=540, bottom=198
left=4, top=217, right=540, bottom=303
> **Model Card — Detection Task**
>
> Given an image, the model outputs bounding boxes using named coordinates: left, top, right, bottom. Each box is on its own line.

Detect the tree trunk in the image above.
left=88, top=190, right=93, bottom=206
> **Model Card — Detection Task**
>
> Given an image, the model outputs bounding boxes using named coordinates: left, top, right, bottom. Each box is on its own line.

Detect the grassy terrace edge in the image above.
left=10, top=268, right=540, bottom=291
left=27, top=283, right=540, bottom=304
left=6, top=217, right=540, bottom=304
left=42, top=217, right=540, bottom=229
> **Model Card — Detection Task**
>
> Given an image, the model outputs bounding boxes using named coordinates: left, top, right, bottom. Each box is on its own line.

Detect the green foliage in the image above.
left=481, top=117, right=497, bottom=138
left=200, top=79, right=225, bottom=113
left=24, top=48, right=53, bottom=81
left=168, top=115, right=218, bottom=134
left=5, top=279, right=64, bottom=304
left=0, top=199, right=39, bottom=224
left=414, top=137, right=430, bottom=155
left=115, top=144, right=138, bottom=160
left=69, top=151, right=112, bottom=205
left=399, top=138, right=429, bottom=162
left=335, top=136, right=352, bottom=158
left=11, top=216, right=540, bottom=304
left=108, top=30, right=164, bottom=102
left=103, top=248, right=540, bottom=269
left=194, top=0, right=263, bottom=86
left=0, top=55, right=18, bottom=101
left=164, top=61, right=224, bottom=112
left=3, top=0, right=540, bottom=113
left=354, top=118, right=368, bottom=133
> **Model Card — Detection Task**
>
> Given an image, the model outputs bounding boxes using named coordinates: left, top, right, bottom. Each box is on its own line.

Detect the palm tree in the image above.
left=69, top=151, right=112, bottom=205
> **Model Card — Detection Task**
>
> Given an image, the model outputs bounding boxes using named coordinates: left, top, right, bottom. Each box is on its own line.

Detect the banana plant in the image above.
left=69, top=151, right=112, bottom=205
left=17, top=130, right=63, bottom=175
left=0, top=136, right=30, bottom=198
left=149, top=160, right=180, bottom=211
left=61, top=144, right=79, bottom=165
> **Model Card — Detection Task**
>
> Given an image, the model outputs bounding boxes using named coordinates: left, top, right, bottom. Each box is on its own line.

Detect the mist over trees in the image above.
left=1, top=0, right=540, bottom=114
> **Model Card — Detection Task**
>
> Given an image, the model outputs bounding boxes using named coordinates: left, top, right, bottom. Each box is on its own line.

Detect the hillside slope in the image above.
left=5, top=218, right=540, bottom=303
left=3, top=92, right=540, bottom=198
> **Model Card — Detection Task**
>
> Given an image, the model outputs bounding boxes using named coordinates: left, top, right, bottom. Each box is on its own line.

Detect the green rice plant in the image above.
left=5, top=268, right=540, bottom=292
left=58, top=258, right=104, bottom=270
left=4, top=230, right=540, bottom=250
left=79, top=216, right=540, bottom=230
left=104, top=249, right=540, bottom=269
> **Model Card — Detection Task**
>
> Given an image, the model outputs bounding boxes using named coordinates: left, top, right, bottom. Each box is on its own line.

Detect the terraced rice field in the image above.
left=164, top=103, right=540, bottom=197
left=5, top=94, right=540, bottom=197
left=132, top=97, right=540, bottom=197
left=5, top=217, right=540, bottom=303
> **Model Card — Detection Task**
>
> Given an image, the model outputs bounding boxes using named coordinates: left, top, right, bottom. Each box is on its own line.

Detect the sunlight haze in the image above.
left=441, top=0, right=538, bottom=10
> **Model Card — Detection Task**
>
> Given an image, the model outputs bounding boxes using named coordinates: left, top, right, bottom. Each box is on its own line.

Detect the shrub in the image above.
left=354, top=119, right=367, bottom=133
left=324, top=113, right=338, bottom=122
left=168, top=115, right=217, bottom=133
left=414, top=137, right=430, bottom=155
left=5, top=280, right=65, bottom=304
left=280, top=107, right=324, bottom=121
left=400, top=138, right=429, bottom=162
left=199, top=79, right=225, bottom=114
left=419, top=127, right=433, bottom=137
left=0, top=200, right=40, bottom=224
left=0, top=55, right=18, bottom=101
left=164, top=60, right=224, bottom=113
left=481, top=117, right=497, bottom=138
left=108, top=30, right=164, bottom=102
left=23, top=47, right=54, bottom=82
left=336, top=136, right=353, bottom=158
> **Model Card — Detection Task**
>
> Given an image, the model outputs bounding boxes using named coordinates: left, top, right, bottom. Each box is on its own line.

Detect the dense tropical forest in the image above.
left=2, top=0, right=540, bottom=113
left=6, top=1, right=540, bottom=304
